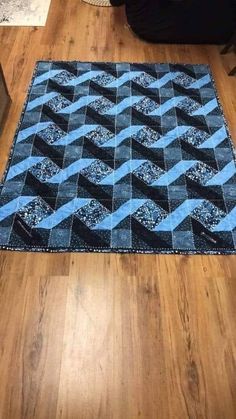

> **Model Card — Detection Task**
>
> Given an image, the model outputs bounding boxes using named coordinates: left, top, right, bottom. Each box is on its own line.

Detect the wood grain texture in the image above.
left=0, top=1, right=236, bottom=418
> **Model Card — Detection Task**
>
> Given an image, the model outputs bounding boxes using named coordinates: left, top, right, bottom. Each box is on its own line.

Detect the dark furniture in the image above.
left=221, top=30, right=236, bottom=76
left=111, top=0, right=236, bottom=44
left=0, top=64, right=11, bottom=134
left=229, top=67, right=236, bottom=76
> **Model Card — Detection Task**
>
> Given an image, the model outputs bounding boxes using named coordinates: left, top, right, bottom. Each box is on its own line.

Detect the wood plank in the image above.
left=0, top=275, right=68, bottom=419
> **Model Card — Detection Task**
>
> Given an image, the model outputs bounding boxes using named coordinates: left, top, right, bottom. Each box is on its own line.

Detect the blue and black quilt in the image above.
left=0, top=61, right=236, bottom=254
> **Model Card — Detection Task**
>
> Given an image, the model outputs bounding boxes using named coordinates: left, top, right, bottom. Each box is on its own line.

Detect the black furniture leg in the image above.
left=229, top=66, right=236, bottom=76
left=221, top=42, right=233, bottom=55
left=221, top=32, right=236, bottom=55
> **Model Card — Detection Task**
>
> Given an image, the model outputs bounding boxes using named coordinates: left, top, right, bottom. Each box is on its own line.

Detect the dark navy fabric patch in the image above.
left=1, top=61, right=236, bottom=254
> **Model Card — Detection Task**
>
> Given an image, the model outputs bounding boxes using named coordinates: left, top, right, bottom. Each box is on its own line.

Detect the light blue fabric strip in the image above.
left=57, top=96, right=100, bottom=114
left=33, top=70, right=63, bottom=86
left=152, top=161, right=196, bottom=186
left=206, top=161, right=236, bottom=186
left=149, top=96, right=185, bottom=116
left=155, top=199, right=203, bottom=231
left=102, top=126, right=144, bottom=148
left=150, top=126, right=189, bottom=148
left=54, top=125, right=98, bottom=145
left=213, top=206, right=236, bottom=232
left=36, top=198, right=91, bottom=228
left=100, top=160, right=145, bottom=185
left=149, top=72, right=181, bottom=89
left=27, top=92, right=58, bottom=111
left=6, top=157, right=44, bottom=181
left=189, top=74, right=211, bottom=89
left=93, top=199, right=145, bottom=230
left=67, top=71, right=103, bottom=86
left=48, top=158, right=95, bottom=183
left=192, top=98, right=217, bottom=116
left=0, top=196, right=35, bottom=222
left=198, top=126, right=227, bottom=149
left=17, top=122, right=52, bottom=143
left=106, top=71, right=142, bottom=88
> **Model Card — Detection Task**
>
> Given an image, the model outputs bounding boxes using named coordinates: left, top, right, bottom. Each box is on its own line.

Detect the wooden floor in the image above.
left=0, top=1, right=236, bottom=418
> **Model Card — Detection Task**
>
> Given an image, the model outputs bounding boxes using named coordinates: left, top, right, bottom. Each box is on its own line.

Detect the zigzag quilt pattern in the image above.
left=0, top=61, right=236, bottom=253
